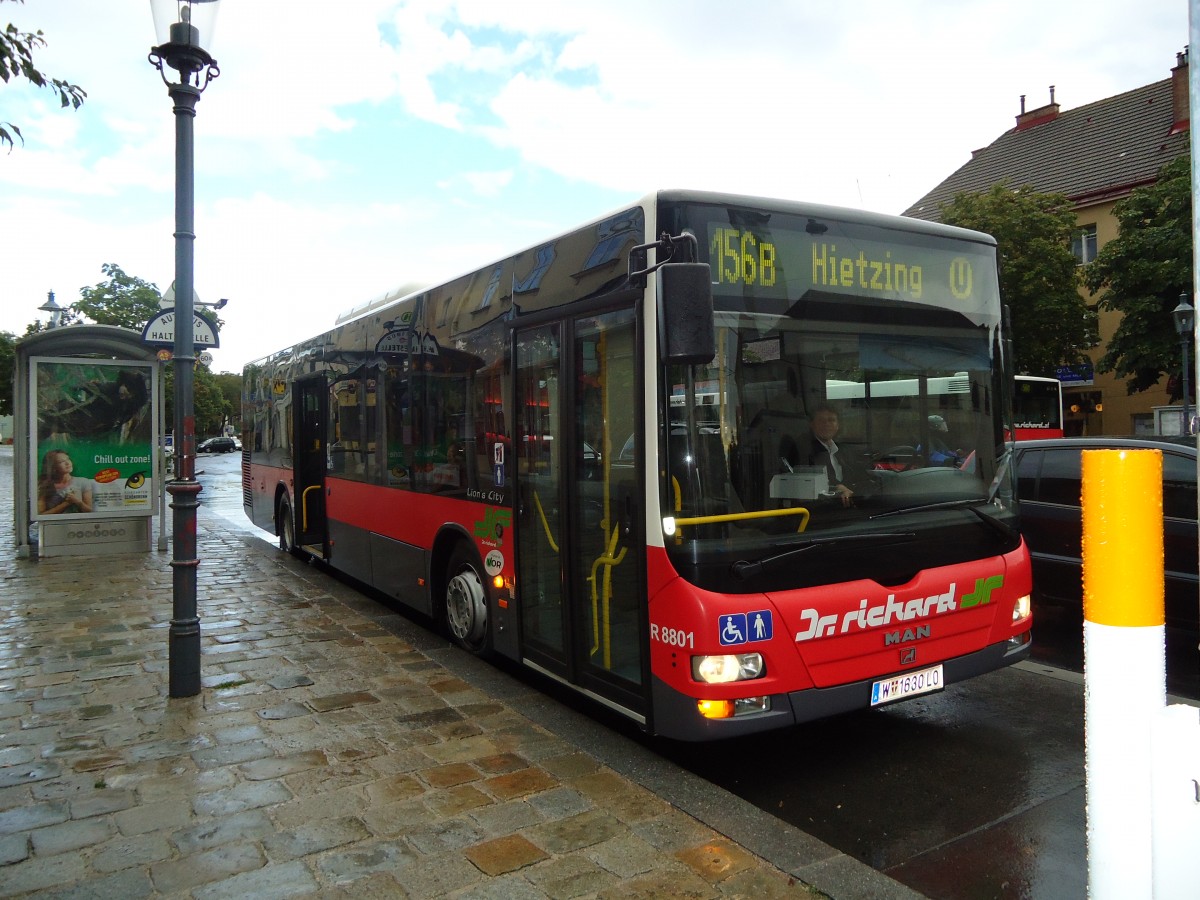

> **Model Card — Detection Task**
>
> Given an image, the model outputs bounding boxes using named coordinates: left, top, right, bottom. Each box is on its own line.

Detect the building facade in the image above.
left=905, top=51, right=1191, bottom=436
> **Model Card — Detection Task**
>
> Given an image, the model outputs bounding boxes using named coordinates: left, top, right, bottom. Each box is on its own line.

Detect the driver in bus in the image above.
left=807, top=403, right=860, bottom=507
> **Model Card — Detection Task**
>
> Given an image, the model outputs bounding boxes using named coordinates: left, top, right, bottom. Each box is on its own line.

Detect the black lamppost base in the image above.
left=166, top=476, right=202, bottom=697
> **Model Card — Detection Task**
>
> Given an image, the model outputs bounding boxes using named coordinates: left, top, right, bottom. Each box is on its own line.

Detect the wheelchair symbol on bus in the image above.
left=718, top=610, right=772, bottom=646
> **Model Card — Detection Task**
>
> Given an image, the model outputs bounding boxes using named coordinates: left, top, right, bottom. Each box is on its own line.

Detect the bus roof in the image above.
left=255, top=189, right=1002, bottom=365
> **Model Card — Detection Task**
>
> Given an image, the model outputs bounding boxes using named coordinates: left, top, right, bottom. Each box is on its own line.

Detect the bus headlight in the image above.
left=692, top=652, right=764, bottom=684
left=1012, top=593, right=1032, bottom=623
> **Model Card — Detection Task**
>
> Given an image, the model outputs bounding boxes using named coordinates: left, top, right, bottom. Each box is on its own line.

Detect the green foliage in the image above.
left=1083, top=155, right=1193, bottom=396
left=75, top=263, right=163, bottom=331
left=213, top=372, right=243, bottom=429
left=163, top=364, right=234, bottom=437
left=939, top=183, right=1097, bottom=375
left=0, top=330, right=14, bottom=417
left=0, top=257, right=241, bottom=438
left=193, top=365, right=229, bottom=436
left=1, top=0, right=86, bottom=151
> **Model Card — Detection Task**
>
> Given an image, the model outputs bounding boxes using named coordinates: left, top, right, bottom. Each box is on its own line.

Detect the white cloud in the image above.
left=459, top=169, right=515, bottom=197
left=0, top=0, right=1187, bottom=371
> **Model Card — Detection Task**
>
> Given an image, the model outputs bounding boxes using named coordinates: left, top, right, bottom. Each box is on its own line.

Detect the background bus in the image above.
left=1013, top=374, right=1064, bottom=440
left=242, top=190, right=1032, bottom=741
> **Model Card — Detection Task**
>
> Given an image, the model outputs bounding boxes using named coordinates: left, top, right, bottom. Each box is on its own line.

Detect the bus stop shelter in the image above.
left=12, top=325, right=167, bottom=559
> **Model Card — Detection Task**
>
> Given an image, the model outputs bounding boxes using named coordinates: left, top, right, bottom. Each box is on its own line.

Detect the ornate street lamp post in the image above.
left=148, top=0, right=221, bottom=697
left=1174, top=293, right=1195, bottom=436
left=1174, top=292, right=1195, bottom=434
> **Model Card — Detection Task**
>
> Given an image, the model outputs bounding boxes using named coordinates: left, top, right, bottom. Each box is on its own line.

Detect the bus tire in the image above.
left=444, top=543, right=489, bottom=655
left=278, top=497, right=299, bottom=557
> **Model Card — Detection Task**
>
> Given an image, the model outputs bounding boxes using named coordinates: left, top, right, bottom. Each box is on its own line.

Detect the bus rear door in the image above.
left=294, top=376, right=327, bottom=555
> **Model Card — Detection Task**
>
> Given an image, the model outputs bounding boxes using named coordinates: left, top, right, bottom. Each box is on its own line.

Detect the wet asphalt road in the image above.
left=658, top=662, right=1089, bottom=898
left=194, top=452, right=1197, bottom=899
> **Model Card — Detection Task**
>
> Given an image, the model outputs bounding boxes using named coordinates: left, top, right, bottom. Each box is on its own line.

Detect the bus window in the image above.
left=329, top=376, right=363, bottom=477
left=384, top=365, right=413, bottom=486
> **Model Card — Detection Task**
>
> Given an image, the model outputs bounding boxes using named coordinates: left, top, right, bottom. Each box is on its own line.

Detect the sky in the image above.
left=0, top=0, right=1189, bottom=374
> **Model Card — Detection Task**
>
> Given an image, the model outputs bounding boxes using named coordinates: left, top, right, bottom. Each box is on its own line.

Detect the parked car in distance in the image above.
left=198, top=435, right=241, bottom=454
left=1014, top=436, right=1197, bottom=635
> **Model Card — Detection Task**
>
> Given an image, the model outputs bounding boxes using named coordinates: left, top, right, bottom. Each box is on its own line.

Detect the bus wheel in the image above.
left=278, top=498, right=297, bottom=555
left=444, top=544, right=488, bottom=654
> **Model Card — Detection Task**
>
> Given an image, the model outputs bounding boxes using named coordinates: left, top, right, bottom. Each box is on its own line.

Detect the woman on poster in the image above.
left=37, top=449, right=95, bottom=515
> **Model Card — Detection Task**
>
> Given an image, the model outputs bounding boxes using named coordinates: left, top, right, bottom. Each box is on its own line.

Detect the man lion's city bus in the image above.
left=242, top=190, right=1032, bottom=740
left=1013, top=374, right=1065, bottom=440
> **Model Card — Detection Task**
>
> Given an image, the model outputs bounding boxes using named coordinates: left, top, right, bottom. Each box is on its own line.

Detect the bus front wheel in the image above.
left=444, top=544, right=489, bottom=655
left=278, top=497, right=298, bottom=557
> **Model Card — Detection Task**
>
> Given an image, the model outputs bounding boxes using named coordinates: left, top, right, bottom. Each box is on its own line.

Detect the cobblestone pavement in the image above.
left=0, top=448, right=916, bottom=899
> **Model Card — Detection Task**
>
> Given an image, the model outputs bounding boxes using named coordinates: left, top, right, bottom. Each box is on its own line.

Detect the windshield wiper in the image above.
left=870, top=499, right=1018, bottom=541
left=731, top=532, right=916, bottom=580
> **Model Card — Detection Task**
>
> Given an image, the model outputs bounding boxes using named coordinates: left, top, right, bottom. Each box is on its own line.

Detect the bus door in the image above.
left=514, top=307, right=646, bottom=716
left=294, top=376, right=327, bottom=554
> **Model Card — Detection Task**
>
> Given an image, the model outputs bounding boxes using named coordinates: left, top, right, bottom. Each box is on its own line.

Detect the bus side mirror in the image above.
left=659, top=263, right=715, bottom=365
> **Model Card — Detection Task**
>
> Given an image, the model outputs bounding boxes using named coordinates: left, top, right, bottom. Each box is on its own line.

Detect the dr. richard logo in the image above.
left=793, top=575, right=1004, bottom=642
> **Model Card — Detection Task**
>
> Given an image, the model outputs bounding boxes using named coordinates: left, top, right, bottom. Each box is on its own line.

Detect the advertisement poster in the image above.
left=29, top=358, right=157, bottom=522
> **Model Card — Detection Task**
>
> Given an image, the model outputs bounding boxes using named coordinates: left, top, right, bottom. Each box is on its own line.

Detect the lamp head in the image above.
left=38, top=290, right=61, bottom=314
left=149, top=0, right=222, bottom=82
left=38, top=290, right=65, bottom=327
left=1174, top=292, right=1195, bottom=337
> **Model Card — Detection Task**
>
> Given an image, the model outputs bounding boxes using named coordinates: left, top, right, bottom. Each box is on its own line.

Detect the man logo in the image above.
left=885, top=624, right=931, bottom=645
left=900, top=648, right=917, bottom=665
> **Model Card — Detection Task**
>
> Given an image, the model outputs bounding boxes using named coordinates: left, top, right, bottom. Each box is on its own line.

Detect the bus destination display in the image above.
left=706, top=222, right=992, bottom=312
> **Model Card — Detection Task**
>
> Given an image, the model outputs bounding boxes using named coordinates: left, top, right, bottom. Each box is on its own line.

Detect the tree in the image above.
left=939, top=183, right=1097, bottom=375
left=163, top=363, right=230, bottom=437
left=0, top=331, right=14, bottom=417
left=1, top=0, right=86, bottom=151
left=75, top=263, right=163, bottom=330
left=212, top=372, right=243, bottom=429
left=193, top=365, right=229, bottom=436
left=1082, top=155, right=1192, bottom=396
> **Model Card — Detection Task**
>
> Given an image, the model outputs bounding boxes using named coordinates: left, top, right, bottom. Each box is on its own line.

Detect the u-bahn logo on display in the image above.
left=949, top=257, right=973, bottom=299
left=718, top=610, right=773, bottom=646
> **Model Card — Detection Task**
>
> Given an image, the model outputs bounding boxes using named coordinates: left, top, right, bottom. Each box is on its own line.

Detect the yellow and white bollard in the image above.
left=1082, top=449, right=1165, bottom=900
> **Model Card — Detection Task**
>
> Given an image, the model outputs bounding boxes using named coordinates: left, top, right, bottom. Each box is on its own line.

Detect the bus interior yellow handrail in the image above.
left=671, top=475, right=809, bottom=533
left=675, top=506, right=810, bottom=533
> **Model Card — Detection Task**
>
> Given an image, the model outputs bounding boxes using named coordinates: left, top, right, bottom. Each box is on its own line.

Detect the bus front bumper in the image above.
left=649, top=631, right=1032, bottom=741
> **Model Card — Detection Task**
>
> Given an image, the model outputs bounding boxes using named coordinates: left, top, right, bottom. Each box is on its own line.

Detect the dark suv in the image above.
left=1014, top=436, right=1197, bottom=634
left=198, top=436, right=240, bottom=454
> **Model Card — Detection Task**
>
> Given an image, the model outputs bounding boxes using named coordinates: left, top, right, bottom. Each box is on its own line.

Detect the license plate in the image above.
left=870, top=664, right=944, bottom=706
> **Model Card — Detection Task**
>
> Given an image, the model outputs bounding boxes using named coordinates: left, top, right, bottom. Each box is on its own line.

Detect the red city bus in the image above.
left=242, top=190, right=1032, bottom=740
left=1013, top=375, right=1064, bottom=440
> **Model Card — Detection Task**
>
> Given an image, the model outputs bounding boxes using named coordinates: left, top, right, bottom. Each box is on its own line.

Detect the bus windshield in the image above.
left=660, top=203, right=1017, bottom=592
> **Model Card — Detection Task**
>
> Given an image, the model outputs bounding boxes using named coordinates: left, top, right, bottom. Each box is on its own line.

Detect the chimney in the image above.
left=1171, top=46, right=1190, bottom=134
left=1015, top=86, right=1061, bottom=131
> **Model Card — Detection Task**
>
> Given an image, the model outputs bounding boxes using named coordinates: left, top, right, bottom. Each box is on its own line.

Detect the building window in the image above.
left=1071, top=225, right=1098, bottom=265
